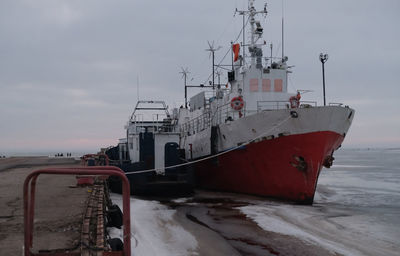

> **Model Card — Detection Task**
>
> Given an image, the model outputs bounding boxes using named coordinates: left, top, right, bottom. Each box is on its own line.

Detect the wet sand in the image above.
left=163, top=191, right=338, bottom=256
left=159, top=188, right=398, bottom=256
left=0, top=157, right=87, bottom=255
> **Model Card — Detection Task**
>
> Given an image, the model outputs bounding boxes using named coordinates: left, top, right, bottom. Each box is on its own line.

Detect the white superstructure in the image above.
left=174, top=0, right=353, bottom=161
left=119, top=101, right=180, bottom=174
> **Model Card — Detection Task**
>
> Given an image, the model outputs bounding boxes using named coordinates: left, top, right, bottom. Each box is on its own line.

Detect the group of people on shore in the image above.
left=54, top=153, right=73, bottom=157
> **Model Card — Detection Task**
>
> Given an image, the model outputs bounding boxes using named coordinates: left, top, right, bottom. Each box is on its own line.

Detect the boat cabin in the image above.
left=120, top=101, right=181, bottom=174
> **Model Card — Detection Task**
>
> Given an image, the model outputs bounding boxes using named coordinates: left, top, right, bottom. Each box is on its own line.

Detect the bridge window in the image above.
left=262, top=79, right=271, bottom=92
left=250, top=78, right=259, bottom=92
left=274, top=79, right=283, bottom=92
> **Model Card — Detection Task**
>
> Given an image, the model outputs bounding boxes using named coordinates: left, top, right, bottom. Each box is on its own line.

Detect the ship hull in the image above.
left=193, top=130, right=344, bottom=204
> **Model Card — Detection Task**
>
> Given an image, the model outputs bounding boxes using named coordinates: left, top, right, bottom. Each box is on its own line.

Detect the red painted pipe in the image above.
left=28, top=175, right=38, bottom=248
left=23, top=166, right=130, bottom=256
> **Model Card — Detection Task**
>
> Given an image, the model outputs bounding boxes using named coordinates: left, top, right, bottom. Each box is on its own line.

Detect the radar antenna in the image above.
left=235, top=0, right=268, bottom=67
left=206, top=41, right=222, bottom=89
left=180, top=67, right=190, bottom=108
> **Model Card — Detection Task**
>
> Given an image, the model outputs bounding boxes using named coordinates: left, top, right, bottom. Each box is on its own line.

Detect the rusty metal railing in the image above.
left=23, top=166, right=131, bottom=256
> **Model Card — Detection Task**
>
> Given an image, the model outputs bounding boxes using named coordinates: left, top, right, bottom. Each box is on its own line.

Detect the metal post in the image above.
left=212, top=51, right=215, bottom=89
left=281, top=17, right=284, bottom=60
left=231, top=41, right=234, bottom=71
left=270, top=43, right=273, bottom=66
left=184, top=74, right=187, bottom=108
left=206, top=42, right=220, bottom=90
left=319, top=53, right=329, bottom=106
left=281, top=0, right=285, bottom=60
left=322, top=62, right=326, bottom=106
left=180, top=68, right=190, bottom=108
left=242, top=13, right=245, bottom=65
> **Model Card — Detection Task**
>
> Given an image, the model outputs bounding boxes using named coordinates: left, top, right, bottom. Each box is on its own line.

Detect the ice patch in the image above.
left=111, top=194, right=198, bottom=256
left=107, top=226, right=123, bottom=241
left=172, top=197, right=192, bottom=203
left=239, top=204, right=365, bottom=256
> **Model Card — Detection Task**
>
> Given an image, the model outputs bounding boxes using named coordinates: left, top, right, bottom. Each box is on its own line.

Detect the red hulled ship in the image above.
left=173, top=0, right=354, bottom=204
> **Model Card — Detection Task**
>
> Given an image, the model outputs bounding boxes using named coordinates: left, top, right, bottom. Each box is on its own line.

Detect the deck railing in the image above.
left=180, top=99, right=320, bottom=136
left=180, top=101, right=246, bottom=135
left=256, top=100, right=317, bottom=111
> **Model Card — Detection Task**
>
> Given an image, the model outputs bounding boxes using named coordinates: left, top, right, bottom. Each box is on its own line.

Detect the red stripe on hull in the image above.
left=194, top=131, right=344, bottom=204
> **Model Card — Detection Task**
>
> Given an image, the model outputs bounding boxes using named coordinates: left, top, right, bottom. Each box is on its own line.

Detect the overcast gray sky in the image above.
left=0, top=0, right=399, bottom=154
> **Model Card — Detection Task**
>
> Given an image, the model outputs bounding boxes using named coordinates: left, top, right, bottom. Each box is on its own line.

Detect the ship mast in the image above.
left=249, top=0, right=256, bottom=65
left=237, top=0, right=268, bottom=67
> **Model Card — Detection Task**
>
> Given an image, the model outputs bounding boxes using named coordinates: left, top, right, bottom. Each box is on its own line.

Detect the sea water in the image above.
left=240, top=148, right=400, bottom=256
left=318, top=148, right=400, bottom=207
left=315, top=148, right=400, bottom=254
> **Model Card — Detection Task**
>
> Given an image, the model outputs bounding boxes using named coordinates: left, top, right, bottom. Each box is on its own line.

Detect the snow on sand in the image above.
left=110, top=194, right=198, bottom=256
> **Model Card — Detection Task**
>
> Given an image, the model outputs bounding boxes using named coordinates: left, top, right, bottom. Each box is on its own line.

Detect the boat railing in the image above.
left=203, top=89, right=230, bottom=109
left=180, top=99, right=320, bottom=136
left=256, top=100, right=317, bottom=111
left=132, top=114, right=144, bottom=123
left=180, top=111, right=212, bottom=136
left=180, top=98, right=322, bottom=136
left=300, top=101, right=318, bottom=107
left=329, top=102, right=343, bottom=106
left=180, top=100, right=246, bottom=136
left=129, top=120, right=176, bottom=134
left=257, top=100, right=289, bottom=111
left=132, top=113, right=169, bottom=122
left=211, top=101, right=246, bottom=126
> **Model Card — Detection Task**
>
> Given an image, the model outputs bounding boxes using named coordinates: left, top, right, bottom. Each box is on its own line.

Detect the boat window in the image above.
left=262, top=79, right=271, bottom=92
left=250, top=78, right=259, bottom=92
left=274, top=79, right=283, bottom=92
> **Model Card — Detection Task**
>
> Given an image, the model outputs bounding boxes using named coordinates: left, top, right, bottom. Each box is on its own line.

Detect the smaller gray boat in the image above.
left=106, top=100, right=194, bottom=196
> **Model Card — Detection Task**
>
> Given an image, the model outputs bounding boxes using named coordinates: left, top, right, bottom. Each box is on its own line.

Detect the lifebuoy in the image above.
left=289, top=96, right=299, bottom=108
left=289, top=92, right=301, bottom=108
left=230, top=96, right=244, bottom=110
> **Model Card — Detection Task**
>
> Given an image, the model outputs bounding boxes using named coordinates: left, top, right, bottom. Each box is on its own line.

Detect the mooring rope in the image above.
left=124, top=114, right=292, bottom=175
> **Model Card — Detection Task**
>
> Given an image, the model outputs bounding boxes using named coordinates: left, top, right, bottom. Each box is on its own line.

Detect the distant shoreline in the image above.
left=0, top=156, right=80, bottom=172
left=2, top=147, right=400, bottom=158
left=0, top=151, right=91, bottom=158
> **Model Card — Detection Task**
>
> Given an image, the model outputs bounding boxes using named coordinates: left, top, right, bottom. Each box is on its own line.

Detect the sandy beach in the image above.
left=0, top=157, right=87, bottom=255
